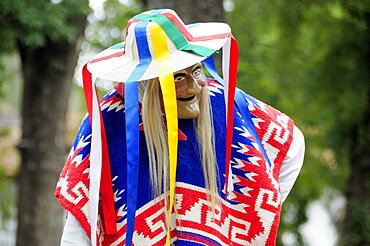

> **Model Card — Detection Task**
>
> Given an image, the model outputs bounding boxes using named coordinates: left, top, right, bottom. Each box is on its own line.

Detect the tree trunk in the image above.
left=147, top=0, right=225, bottom=24
left=15, top=17, right=87, bottom=246
left=339, top=12, right=370, bottom=246
left=340, top=93, right=370, bottom=245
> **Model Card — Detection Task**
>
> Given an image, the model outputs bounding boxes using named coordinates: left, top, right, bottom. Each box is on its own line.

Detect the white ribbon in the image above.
left=222, top=37, right=234, bottom=197
left=222, top=37, right=231, bottom=122
left=89, top=75, right=102, bottom=246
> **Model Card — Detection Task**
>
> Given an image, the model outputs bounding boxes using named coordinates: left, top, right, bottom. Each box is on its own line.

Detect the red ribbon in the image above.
left=82, top=65, right=117, bottom=235
left=224, top=36, right=239, bottom=200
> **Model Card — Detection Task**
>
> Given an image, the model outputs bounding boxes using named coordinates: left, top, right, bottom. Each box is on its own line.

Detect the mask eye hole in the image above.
left=174, top=76, right=185, bottom=82
left=192, top=64, right=203, bottom=80
left=192, top=69, right=201, bottom=79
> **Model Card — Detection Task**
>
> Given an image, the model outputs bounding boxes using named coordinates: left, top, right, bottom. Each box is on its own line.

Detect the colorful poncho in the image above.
left=55, top=79, right=295, bottom=245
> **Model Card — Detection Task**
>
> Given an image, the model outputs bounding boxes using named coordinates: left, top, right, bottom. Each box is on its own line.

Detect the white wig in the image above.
left=141, top=78, right=219, bottom=216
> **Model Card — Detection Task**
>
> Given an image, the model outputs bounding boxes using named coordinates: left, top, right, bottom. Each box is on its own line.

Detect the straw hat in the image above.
left=87, top=9, right=232, bottom=82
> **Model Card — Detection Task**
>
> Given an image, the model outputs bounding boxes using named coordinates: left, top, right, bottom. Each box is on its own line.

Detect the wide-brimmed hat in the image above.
left=82, top=8, right=238, bottom=246
left=87, top=9, right=231, bottom=81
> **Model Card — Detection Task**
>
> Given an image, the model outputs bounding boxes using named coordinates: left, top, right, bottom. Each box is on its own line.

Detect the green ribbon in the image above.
left=134, top=13, right=216, bottom=57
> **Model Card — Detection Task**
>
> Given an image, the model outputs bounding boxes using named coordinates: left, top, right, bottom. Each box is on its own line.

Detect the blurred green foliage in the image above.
left=0, top=0, right=91, bottom=104
left=0, top=0, right=90, bottom=50
left=0, top=166, right=16, bottom=229
left=228, top=0, right=370, bottom=244
left=86, top=0, right=142, bottom=51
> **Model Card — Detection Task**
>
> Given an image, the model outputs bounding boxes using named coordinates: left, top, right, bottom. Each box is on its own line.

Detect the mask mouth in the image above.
left=177, top=95, right=196, bottom=101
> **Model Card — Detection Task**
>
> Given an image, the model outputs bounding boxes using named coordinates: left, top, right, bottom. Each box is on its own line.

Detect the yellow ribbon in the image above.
left=149, top=22, right=178, bottom=246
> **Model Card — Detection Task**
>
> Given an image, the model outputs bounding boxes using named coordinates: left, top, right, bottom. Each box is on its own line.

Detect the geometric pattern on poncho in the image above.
left=55, top=79, right=294, bottom=246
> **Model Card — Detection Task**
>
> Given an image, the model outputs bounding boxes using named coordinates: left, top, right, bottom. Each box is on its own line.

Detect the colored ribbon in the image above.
left=82, top=65, right=117, bottom=246
left=223, top=37, right=238, bottom=200
left=134, top=13, right=216, bottom=57
left=161, top=12, right=230, bottom=42
left=149, top=22, right=178, bottom=246
left=203, top=56, right=224, bottom=84
left=234, top=89, right=272, bottom=167
left=124, top=20, right=152, bottom=246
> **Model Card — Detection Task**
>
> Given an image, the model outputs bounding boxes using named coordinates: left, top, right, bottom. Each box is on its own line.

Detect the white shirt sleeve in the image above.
left=279, top=125, right=305, bottom=203
left=61, top=212, right=91, bottom=245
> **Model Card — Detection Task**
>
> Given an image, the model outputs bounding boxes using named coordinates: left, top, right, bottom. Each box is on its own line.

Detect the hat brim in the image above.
left=87, top=22, right=231, bottom=82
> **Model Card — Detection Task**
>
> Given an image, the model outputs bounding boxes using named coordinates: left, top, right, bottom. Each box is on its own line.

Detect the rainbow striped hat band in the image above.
left=82, top=9, right=238, bottom=246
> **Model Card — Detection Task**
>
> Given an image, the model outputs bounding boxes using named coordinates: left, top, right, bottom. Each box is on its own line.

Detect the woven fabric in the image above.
left=55, top=79, right=294, bottom=245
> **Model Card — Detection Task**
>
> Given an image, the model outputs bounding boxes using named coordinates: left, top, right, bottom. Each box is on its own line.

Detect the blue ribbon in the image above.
left=234, top=90, right=273, bottom=168
left=203, top=56, right=224, bottom=85
left=124, top=20, right=152, bottom=245
left=202, top=56, right=272, bottom=168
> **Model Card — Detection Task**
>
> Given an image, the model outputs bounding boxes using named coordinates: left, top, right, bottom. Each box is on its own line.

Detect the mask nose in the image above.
left=186, top=75, right=202, bottom=94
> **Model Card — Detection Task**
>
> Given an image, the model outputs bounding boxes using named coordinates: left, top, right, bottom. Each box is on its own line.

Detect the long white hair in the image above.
left=141, top=77, right=219, bottom=214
